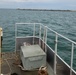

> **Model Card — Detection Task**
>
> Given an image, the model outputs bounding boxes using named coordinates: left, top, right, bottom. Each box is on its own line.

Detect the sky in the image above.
left=0, top=0, right=76, bottom=10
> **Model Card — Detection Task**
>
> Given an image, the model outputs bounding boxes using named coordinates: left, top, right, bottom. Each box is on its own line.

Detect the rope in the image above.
left=4, top=59, right=11, bottom=75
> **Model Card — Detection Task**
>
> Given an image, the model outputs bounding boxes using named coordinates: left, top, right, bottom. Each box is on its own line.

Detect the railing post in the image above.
left=39, top=24, right=41, bottom=46
left=70, top=43, right=74, bottom=75
left=54, top=33, right=58, bottom=75
left=15, top=24, right=17, bottom=53
left=42, top=26, right=45, bottom=50
left=33, top=23, right=35, bottom=44
left=45, top=26, right=47, bottom=64
left=45, top=26, right=47, bottom=53
left=43, top=26, right=45, bottom=42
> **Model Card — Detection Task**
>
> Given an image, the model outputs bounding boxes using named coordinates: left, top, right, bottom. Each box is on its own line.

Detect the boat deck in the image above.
left=1, top=52, right=55, bottom=75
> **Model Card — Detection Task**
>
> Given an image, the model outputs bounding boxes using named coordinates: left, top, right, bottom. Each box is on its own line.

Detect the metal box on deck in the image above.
left=20, top=45, right=46, bottom=70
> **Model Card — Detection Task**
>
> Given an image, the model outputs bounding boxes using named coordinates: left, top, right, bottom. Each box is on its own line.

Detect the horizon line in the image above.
left=0, top=8, right=76, bottom=11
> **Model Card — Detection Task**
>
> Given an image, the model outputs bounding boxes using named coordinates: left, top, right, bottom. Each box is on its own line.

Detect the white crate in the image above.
left=20, top=45, right=46, bottom=70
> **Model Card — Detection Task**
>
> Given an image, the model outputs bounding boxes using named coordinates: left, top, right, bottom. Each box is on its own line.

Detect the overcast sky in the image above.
left=0, top=0, right=76, bottom=10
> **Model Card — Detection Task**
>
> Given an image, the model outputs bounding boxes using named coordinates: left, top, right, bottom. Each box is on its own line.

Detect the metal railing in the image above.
left=15, top=23, right=76, bottom=75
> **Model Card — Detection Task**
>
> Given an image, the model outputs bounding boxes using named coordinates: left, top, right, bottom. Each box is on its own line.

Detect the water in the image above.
left=0, top=9, right=76, bottom=71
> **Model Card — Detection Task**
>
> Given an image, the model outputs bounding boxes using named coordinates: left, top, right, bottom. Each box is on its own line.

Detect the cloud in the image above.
left=0, top=0, right=76, bottom=3
left=69, top=4, right=76, bottom=7
left=1, top=0, right=68, bottom=3
left=0, top=0, right=16, bottom=2
left=16, top=0, right=50, bottom=2
left=0, top=0, right=51, bottom=2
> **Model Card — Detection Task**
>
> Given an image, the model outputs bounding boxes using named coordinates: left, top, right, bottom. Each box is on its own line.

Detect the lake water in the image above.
left=0, top=9, right=76, bottom=71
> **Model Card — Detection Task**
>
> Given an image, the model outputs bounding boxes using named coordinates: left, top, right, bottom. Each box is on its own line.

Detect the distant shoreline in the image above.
left=0, top=8, right=76, bottom=12
left=17, top=8, right=76, bottom=12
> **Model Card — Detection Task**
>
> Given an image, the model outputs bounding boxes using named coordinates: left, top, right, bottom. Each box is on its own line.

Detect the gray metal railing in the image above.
left=15, top=23, right=76, bottom=75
